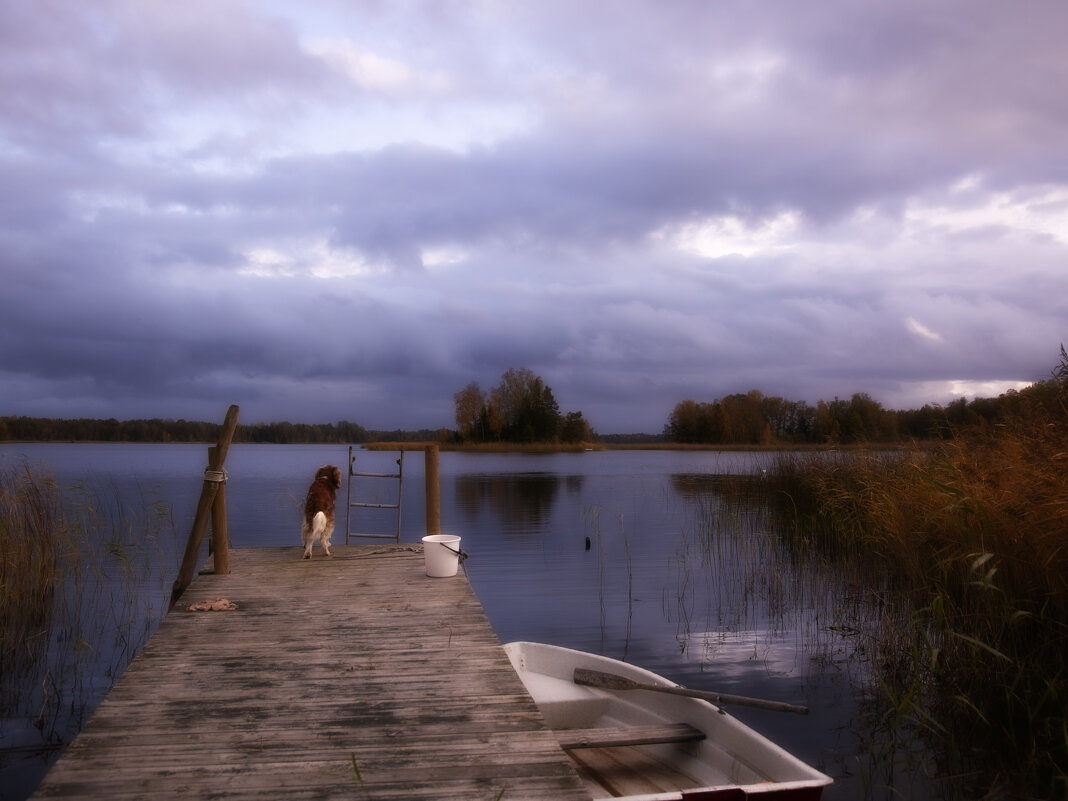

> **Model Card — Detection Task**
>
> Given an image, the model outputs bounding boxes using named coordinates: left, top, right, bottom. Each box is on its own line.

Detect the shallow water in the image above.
left=1, top=443, right=923, bottom=800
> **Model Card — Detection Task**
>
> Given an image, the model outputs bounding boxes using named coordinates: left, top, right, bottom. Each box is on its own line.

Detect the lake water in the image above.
left=1, top=443, right=916, bottom=800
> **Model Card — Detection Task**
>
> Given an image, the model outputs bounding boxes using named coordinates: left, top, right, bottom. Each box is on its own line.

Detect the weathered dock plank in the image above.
left=32, top=546, right=590, bottom=800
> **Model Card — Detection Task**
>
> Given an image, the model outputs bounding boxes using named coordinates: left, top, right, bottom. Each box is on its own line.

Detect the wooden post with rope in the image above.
left=424, top=444, right=440, bottom=537
left=169, top=404, right=239, bottom=610
left=208, top=445, right=230, bottom=576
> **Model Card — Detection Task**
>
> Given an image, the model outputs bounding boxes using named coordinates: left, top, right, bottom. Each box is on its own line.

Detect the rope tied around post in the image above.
left=203, top=468, right=228, bottom=484
left=170, top=404, right=240, bottom=609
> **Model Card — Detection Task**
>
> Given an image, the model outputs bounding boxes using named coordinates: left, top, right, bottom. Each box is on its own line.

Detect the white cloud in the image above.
left=948, top=379, right=1034, bottom=398
left=658, top=211, right=802, bottom=259
left=888, top=379, right=1037, bottom=410
left=239, top=240, right=379, bottom=279
left=905, top=318, right=942, bottom=342
left=905, top=184, right=1068, bottom=246
left=421, top=246, right=469, bottom=269
left=305, top=37, right=447, bottom=94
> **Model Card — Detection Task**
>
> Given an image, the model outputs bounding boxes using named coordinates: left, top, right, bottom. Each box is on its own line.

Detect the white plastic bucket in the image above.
left=422, top=534, right=462, bottom=577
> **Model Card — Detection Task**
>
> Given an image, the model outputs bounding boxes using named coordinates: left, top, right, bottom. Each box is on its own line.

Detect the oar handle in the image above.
left=573, top=668, right=809, bottom=715
left=664, top=684, right=809, bottom=715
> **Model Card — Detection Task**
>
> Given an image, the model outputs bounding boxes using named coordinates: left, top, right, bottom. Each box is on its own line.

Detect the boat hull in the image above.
left=505, top=641, right=832, bottom=800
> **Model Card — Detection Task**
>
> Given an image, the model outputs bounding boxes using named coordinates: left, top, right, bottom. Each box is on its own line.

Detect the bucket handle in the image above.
left=439, top=541, right=469, bottom=565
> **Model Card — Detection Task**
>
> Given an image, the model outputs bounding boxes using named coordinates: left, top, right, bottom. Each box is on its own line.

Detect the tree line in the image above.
left=0, top=416, right=386, bottom=445
left=665, top=353, right=1068, bottom=445
left=453, top=367, right=592, bottom=444
left=5, top=348, right=1064, bottom=446
left=665, top=390, right=892, bottom=445
left=2, top=367, right=593, bottom=446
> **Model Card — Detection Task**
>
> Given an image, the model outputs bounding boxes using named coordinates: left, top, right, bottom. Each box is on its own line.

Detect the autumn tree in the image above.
left=560, top=411, right=592, bottom=443
left=454, top=382, right=487, bottom=441
left=453, top=368, right=565, bottom=443
left=719, top=391, right=769, bottom=444
left=812, top=393, right=897, bottom=443
left=491, top=367, right=561, bottom=442
left=666, top=391, right=771, bottom=444
left=665, top=399, right=709, bottom=443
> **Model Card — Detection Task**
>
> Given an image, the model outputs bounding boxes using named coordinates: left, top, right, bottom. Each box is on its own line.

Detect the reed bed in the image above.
left=769, top=414, right=1068, bottom=799
left=667, top=473, right=874, bottom=677
left=0, top=464, right=65, bottom=668
left=0, top=461, right=177, bottom=793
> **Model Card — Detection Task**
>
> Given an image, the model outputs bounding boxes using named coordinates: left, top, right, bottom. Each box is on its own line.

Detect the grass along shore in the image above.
left=768, top=408, right=1068, bottom=799
left=1, top=463, right=177, bottom=795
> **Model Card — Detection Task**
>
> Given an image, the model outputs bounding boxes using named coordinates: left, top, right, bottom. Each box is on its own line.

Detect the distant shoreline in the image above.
left=364, top=441, right=909, bottom=453
left=1, top=440, right=907, bottom=452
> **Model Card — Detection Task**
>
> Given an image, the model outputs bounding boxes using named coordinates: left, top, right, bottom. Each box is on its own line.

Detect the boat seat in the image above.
left=556, top=722, right=706, bottom=750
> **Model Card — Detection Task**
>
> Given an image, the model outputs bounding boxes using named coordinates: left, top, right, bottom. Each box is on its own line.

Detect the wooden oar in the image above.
left=573, top=668, right=809, bottom=715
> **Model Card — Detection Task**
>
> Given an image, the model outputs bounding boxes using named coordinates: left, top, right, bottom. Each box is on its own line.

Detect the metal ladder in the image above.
left=345, top=445, right=404, bottom=543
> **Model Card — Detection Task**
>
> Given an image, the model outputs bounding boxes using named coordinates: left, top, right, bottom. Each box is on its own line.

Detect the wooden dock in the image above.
left=32, top=546, right=590, bottom=800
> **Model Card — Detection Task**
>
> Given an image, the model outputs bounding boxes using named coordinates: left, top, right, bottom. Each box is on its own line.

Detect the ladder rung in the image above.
left=347, top=446, right=403, bottom=545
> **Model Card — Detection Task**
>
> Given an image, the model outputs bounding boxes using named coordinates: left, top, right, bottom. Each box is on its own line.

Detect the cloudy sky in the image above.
left=2, top=1, right=1066, bottom=433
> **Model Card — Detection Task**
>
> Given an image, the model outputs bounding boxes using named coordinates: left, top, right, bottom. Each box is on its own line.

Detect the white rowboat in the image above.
left=505, top=641, right=833, bottom=800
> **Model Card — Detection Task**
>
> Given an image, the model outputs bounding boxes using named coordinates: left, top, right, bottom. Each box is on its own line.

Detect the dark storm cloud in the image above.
left=1, top=0, right=1066, bottom=431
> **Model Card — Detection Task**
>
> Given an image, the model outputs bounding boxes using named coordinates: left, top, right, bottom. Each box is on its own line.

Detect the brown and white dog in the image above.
left=301, top=465, right=341, bottom=559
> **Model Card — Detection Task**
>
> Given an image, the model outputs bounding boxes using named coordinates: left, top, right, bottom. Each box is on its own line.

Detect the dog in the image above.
left=301, top=465, right=341, bottom=559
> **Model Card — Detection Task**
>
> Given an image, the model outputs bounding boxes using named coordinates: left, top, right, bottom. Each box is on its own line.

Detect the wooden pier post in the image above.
left=208, top=446, right=230, bottom=576
left=424, top=444, right=440, bottom=537
left=169, top=405, right=239, bottom=609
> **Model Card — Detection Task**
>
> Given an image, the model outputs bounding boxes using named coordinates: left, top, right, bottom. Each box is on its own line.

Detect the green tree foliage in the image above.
left=491, top=367, right=559, bottom=442
left=666, top=392, right=816, bottom=444
left=665, top=347, right=1068, bottom=446
left=560, top=411, right=592, bottom=444
left=453, top=367, right=573, bottom=443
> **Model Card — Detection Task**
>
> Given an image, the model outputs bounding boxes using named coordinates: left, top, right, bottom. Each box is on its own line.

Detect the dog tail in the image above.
left=311, top=511, right=328, bottom=538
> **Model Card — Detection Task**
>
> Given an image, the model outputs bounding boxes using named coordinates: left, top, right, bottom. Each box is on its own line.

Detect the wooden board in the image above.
left=32, top=546, right=590, bottom=800
left=557, top=723, right=705, bottom=750
left=568, top=745, right=705, bottom=798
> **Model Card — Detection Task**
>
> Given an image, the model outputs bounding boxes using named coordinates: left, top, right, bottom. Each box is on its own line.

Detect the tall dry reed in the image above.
left=0, top=464, right=66, bottom=663
left=1, top=461, right=177, bottom=787
left=770, top=414, right=1068, bottom=799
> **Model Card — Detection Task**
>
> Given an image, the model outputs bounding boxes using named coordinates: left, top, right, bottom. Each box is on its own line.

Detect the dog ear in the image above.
left=332, top=466, right=342, bottom=488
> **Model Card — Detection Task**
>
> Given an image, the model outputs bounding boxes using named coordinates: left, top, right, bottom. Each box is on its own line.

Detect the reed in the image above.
left=1, top=461, right=177, bottom=775
left=583, top=506, right=639, bottom=656
left=0, top=464, right=65, bottom=664
left=769, top=413, right=1068, bottom=798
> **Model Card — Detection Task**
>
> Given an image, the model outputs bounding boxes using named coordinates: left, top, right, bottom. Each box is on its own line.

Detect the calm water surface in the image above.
left=1, top=443, right=901, bottom=800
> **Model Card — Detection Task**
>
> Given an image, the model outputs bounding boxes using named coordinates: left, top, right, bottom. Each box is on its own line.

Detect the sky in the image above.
left=2, top=1, right=1066, bottom=434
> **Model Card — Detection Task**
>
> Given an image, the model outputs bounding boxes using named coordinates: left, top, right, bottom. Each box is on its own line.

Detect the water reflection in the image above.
left=454, top=473, right=564, bottom=534
left=669, top=471, right=766, bottom=499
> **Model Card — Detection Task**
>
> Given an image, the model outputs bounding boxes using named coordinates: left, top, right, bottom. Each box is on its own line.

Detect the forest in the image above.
left=0, top=416, right=443, bottom=445
left=452, top=367, right=592, bottom=444
left=4, top=351, right=1065, bottom=446
left=662, top=381, right=1066, bottom=445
